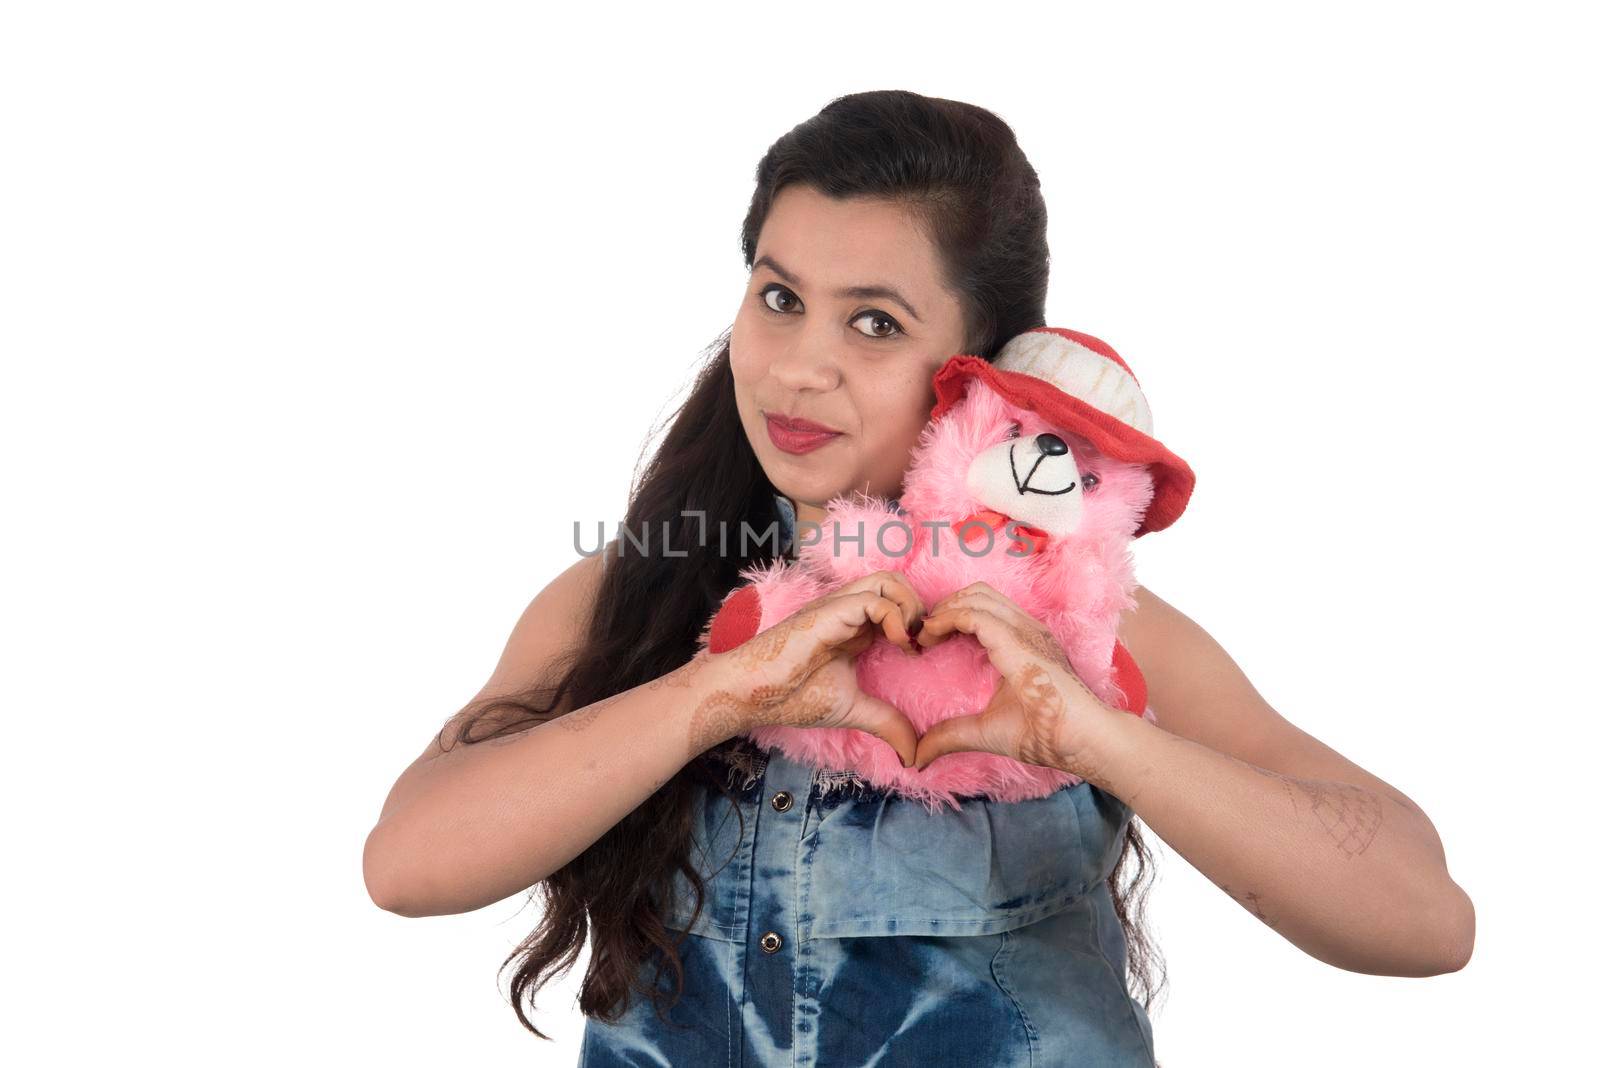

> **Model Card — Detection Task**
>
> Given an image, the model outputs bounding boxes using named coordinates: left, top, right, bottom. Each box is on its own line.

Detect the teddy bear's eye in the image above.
left=1083, top=472, right=1100, bottom=492
left=1005, top=422, right=1023, bottom=440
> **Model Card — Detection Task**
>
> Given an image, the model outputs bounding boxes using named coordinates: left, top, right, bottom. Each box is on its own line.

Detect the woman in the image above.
left=363, top=90, right=1474, bottom=1065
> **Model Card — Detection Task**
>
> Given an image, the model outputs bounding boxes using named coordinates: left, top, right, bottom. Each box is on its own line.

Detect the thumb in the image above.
left=848, top=694, right=919, bottom=770
left=913, top=714, right=991, bottom=771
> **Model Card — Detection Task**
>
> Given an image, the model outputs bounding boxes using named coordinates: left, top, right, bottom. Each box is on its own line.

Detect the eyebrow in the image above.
left=752, top=254, right=923, bottom=323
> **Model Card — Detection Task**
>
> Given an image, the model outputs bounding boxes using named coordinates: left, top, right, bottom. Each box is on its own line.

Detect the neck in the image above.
left=783, top=493, right=904, bottom=529
left=793, top=499, right=827, bottom=529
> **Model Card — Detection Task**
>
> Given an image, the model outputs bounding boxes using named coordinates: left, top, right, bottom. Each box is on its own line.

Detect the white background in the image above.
left=3, top=1, right=1594, bottom=1063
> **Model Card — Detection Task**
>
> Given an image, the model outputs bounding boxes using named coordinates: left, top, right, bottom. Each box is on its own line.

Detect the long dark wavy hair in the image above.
left=441, top=88, right=1168, bottom=1040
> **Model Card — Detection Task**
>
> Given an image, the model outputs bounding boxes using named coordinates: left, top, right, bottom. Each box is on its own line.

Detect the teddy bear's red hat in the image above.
left=929, top=326, right=1196, bottom=537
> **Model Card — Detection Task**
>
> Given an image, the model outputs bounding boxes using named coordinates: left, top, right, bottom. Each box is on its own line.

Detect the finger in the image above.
left=913, top=713, right=992, bottom=771
left=817, top=592, right=904, bottom=659
left=838, top=570, right=924, bottom=636
left=812, top=594, right=883, bottom=652
left=925, top=586, right=970, bottom=617
left=953, top=595, right=1065, bottom=669
left=864, top=596, right=918, bottom=653
left=967, top=582, right=1024, bottom=614
left=872, top=571, right=925, bottom=635
left=914, top=606, right=1017, bottom=671
left=928, top=580, right=998, bottom=613
left=927, top=588, right=1026, bottom=631
left=850, top=694, right=920, bottom=769
left=914, top=602, right=988, bottom=648
left=833, top=588, right=914, bottom=654
left=914, top=612, right=957, bottom=648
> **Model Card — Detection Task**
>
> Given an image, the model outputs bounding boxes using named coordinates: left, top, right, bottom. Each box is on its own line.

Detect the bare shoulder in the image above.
left=476, top=542, right=613, bottom=701
left=1115, top=583, right=1293, bottom=767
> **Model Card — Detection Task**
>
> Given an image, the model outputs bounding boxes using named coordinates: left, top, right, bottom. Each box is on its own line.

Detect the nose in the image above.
left=1035, top=432, right=1069, bottom=456
left=770, top=334, right=841, bottom=392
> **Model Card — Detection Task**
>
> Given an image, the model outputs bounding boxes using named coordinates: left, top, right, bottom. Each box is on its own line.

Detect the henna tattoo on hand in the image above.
left=684, top=656, right=845, bottom=757
left=685, top=689, right=753, bottom=757
left=683, top=611, right=856, bottom=759
left=1016, top=623, right=1075, bottom=674
left=729, top=608, right=818, bottom=672
left=766, top=665, right=841, bottom=727
left=1007, top=654, right=1107, bottom=782
left=1012, top=663, right=1067, bottom=768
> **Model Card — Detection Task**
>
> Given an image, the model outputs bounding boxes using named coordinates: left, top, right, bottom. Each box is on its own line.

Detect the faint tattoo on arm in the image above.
left=1253, top=766, right=1385, bottom=858
left=1383, top=788, right=1421, bottom=815
left=646, top=651, right=710, bottom=692
left=1219, top=882, right=1280, bottom=930
left=554, top=690, right=623, bottom=733
left=555, top=651, right=711, bottom=735
left=545, top=648, right=712, bottom=749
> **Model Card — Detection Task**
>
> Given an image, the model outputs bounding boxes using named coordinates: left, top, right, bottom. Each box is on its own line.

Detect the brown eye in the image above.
left=1083, top=472, right=1100, bottom=491
left=850, top=310, right=904, bottom=340
left=1005, top=422, right=1023, bottom=440
left=761, top=285, right=799, bottom=314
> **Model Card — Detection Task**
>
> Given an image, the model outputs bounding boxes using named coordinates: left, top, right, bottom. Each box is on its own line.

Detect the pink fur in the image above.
left=698, top=381, right=1157, bottom=814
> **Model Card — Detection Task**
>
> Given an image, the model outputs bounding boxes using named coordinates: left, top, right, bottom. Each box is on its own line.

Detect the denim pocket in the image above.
left=658, top=762, right=1133, bottom=945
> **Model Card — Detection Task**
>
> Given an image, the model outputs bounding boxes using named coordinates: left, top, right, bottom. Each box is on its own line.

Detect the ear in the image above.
left=707, top=585, right=763, bottom=653
left=1109, top=639, right=1148, bottom=715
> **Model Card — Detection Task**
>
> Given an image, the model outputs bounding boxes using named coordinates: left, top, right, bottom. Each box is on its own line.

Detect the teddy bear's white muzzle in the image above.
left=963, top=434, right=1087, bottom=537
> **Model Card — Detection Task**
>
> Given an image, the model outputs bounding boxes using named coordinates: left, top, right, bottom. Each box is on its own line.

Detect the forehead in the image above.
left=755, top=184, right=946, bottom=298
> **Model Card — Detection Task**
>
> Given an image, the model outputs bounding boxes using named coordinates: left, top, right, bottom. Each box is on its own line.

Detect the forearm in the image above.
left=1085, top=711, right=1472, bottom=976
left=364, top=653, right=744, bottom=917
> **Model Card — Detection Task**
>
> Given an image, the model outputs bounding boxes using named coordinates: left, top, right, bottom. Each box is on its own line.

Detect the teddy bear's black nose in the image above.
left=1035, top=432, right=1069, bottom=456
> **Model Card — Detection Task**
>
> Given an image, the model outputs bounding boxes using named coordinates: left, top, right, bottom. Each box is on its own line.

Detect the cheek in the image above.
left=727, top=327, right=758, bottom=387
left=728, top=314, right=773, bottom=383
left=856, top=374, right=936, bottom=449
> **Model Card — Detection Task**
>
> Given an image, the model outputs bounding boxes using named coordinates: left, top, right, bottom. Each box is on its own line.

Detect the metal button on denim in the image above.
left=770, top=790, right=793, bottom=811
left=579, top=746, right=1157, bottom=1067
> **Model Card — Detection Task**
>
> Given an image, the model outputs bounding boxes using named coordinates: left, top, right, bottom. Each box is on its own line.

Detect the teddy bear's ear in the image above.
left=707, top=585, right=763, bottom=654
left=1109, top=640, right=1148, bottom=715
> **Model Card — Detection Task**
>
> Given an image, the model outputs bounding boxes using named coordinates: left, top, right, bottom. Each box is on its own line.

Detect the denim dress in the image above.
left=577, top=748, right=1156, bottom=1067
left=576, top=497, right=1157, bottom=1066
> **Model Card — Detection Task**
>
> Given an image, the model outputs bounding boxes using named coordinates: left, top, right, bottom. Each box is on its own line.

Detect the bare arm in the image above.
left=1099, top=584, right=1475, bottom=976
left=362, top=547, right=747, bottom=918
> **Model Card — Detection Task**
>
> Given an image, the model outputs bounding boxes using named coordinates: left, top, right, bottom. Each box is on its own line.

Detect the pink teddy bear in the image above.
left=701, top=327, right=1196, bottom=812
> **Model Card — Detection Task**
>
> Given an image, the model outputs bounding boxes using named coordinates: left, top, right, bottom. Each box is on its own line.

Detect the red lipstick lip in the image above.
left=764, top=412, right=842, bottom=455
left=766, top=412, right=842, bottom=434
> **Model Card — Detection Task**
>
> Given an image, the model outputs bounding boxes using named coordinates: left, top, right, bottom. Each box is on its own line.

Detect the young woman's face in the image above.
left=731, top=184, right=969, bottom=522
